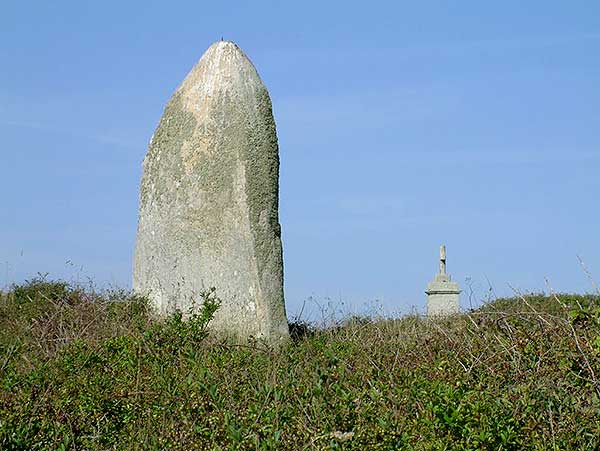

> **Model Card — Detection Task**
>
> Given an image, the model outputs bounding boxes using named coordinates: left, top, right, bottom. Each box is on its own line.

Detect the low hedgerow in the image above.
left=1, top=278, right=600, bottom=450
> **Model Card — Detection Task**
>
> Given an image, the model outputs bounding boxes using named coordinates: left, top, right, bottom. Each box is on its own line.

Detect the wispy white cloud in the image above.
left=0, top=117, right=141, bottom=150
left=264, top=32, right=600, bottom=64
left=394, top=32, right=600, bottom=56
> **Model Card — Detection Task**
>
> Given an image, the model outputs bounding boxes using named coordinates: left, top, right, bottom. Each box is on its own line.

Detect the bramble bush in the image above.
left=1, top=278, right=600, bottom=450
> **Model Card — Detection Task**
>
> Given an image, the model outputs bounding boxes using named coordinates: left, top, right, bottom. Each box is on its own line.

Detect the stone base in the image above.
left=426, top=274, right=460, bottom=316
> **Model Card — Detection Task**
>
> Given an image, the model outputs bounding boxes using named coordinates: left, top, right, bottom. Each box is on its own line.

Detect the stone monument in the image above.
left=426, top=245, right=460, bottom=316
left=133, top=41, right=289, bottom=343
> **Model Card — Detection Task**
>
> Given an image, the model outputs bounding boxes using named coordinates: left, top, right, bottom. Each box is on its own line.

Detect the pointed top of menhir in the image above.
left=200, top=40, right=253, bottom=66
left=177, top=40, right=264, bottom=105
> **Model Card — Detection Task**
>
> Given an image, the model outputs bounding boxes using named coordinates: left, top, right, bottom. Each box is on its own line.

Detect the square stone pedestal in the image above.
left=426, top=274, right=460, bottom=316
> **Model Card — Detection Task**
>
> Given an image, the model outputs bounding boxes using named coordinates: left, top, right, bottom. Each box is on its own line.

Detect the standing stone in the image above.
left=426, top=245, right=460, bottom=316
left=133, top=41, right=289, bottom=343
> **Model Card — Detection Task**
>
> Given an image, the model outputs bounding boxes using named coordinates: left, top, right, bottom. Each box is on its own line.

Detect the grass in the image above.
left=1, top=278, right=600, bottom=450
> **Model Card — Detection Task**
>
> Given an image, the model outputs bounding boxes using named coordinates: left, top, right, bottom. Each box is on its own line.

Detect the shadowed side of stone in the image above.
left=133, top=41, right=289, bottom=344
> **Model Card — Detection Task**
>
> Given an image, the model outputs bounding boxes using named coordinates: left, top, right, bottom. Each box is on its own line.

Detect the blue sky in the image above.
left=1, top=1, right=599, bottom=316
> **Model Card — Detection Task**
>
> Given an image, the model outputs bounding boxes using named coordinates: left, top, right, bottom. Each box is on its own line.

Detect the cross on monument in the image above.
left=439, top=244, right=446, bottom=275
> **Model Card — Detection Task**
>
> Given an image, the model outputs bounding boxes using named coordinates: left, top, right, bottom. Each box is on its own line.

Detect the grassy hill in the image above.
left=1, top=278, right=599, bottom=450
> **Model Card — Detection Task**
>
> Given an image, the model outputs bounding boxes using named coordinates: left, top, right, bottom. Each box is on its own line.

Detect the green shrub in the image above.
left=1, top=279, right=600, bottom=450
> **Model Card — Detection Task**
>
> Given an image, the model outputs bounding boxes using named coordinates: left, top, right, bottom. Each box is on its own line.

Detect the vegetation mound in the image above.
left=1, top=278, right=599, bottom=450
